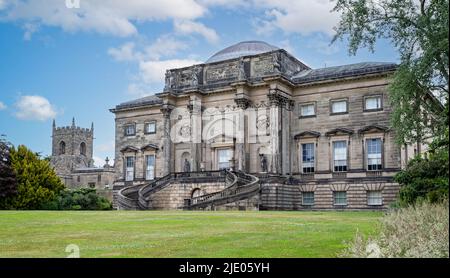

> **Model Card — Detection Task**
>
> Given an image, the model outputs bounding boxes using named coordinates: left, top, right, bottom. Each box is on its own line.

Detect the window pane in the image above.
left=301, top=143, right=315, bottom=173
left=125, top=125, right=135, bottom=135
left=368, top=191, right=382, bottom=205
left=332, top=100, right=347, bottom=113
left=333, top=141, right=347, bottom=172
left=301, top=104, right=315, bottom=116
left=146, top=122, right=156, bottom=133
left=125, top=157, right=134, bottom=181
left=367, top=138, right=382, bottom=170
left=302, top=192, right=314, bottom=205
left=365, top=96, right=381, bottom=110
left=146, top=155, right=155, bottom=180
left=334, top=191, right=347, bottom=205
left=218, top=149, right=232, bottom=169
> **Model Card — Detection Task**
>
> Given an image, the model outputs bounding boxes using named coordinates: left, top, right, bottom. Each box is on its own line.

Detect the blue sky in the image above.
left=0, top=0, right=399, bottom=166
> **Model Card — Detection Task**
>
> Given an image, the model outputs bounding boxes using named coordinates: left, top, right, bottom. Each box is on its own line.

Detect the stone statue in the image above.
left=238, top=58, right=246, bottom=80
left=260, top=154, right=268, bottom=173
left=183, top=158, right=191, bottom=172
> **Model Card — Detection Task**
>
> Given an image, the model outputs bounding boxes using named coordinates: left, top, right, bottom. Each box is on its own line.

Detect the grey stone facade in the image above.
left=50, top=119, right=115, bottom=198
left=110, top=41, right=424, bottom=210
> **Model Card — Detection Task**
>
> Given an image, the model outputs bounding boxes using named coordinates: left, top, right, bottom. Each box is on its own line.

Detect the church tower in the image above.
left=50, top=118, right=94, bottom=177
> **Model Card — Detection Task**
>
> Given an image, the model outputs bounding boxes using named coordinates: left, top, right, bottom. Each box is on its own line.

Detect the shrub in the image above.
left=395, top=148, right=449, bottom=206
left=341, top=200, right=449, bottom=258
left=41, top=188, right=112, bottom=210
left=4, top=145, right=64, bottom=209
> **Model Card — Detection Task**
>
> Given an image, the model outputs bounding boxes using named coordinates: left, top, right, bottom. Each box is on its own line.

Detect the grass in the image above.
left=0, top=210, right=382, bottom=258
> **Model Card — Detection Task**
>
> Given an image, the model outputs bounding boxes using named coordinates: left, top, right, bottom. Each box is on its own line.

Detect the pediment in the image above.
left=294, top=131, right=321, bottom=139
left=120, top=146, right=139, bottom=153
left=141, top=144, right=159, bottom=151
left=358, top=125, right=389, bottom=134
left=325, top=127, right=354, bottom=137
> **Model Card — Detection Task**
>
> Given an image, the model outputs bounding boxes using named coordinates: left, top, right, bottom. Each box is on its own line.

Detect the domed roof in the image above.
left=206, top=41, right=279, bottom=63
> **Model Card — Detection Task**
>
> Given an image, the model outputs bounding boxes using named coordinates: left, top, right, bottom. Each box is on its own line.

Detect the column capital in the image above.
left=234, top=98, right=251, bottom=110
left=160, top=104, right=174, bottom=118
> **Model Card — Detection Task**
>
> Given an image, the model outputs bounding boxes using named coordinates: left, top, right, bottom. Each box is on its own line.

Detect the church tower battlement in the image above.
left=51, top=118, right=94, bottom=175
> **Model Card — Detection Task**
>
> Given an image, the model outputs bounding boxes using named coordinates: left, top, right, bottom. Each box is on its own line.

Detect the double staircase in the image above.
left=116, top=170, right=260, bottom=210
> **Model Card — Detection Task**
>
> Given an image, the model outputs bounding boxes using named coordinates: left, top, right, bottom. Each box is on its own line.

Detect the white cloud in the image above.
left=139, top=59, right=202, bottom=84
left=108, top=42, right=140, bottom=62
left=1, top=0, right=206, bottom=37
left=145, top=35, right=189, bottom=60
left=174, top=20, right=219, bottom=43
left=0, top=101, right=6, bottom=110
left=252, top=0, right=340, bottom=36
left=93, top=156, right=106, bottom=168
left=14, top=95, right=57, bottom=121
left=96, top=141, right=115, bottom=152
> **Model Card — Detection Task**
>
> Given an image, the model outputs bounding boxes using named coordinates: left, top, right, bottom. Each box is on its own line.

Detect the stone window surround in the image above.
left=211, top=143, right=235, bottom=170
left=298, top=101, right=317, bottom=118
left=144, top=151, right=156, bottom=180
left=122, top=152, right=136, bottom=181
left=144, top=121, right=157, bottom=135
left=297, top=138, right=318, bottom=174
left=363, top=94, right=384, bottom=112
left=329, top=97, right=349, bottom=115
left=362, top=133, right=385, bottom=171
left=329, top=135, right=351, bottom=173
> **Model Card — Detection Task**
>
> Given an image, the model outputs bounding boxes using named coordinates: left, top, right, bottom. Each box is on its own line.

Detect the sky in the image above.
left=0, top=0, right=399, bottom=167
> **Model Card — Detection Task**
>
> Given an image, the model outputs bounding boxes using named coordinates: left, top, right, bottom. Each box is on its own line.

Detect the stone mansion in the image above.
left=105, top=41, right=423, bottom=210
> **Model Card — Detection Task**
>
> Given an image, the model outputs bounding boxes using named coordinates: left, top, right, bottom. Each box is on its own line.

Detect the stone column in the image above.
left=161, top=105, right=174, bottom=175
left=268, top=90, right=282, bottom=174
left=234, top=98, right=250, bottom=172
left=188, top=96, right=202, bottom=172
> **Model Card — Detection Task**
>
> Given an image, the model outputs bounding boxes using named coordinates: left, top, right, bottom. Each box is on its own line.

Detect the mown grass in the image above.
left=0, top=210, right=382, bottom=258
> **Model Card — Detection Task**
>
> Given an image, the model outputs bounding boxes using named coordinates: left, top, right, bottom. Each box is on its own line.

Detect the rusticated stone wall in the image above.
left=148, top=182, right=226, bottom=210
left=260, top=181, right=400, bottom=210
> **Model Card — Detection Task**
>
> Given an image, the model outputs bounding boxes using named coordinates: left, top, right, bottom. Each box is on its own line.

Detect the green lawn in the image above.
left=0, top=210, right=382, bottom=258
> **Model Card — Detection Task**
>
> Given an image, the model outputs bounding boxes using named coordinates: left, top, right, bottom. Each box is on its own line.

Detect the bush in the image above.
left=341, top=200, right=449, bottom=258
left=41, top=188, right=112, bottom=210
left=4, top=145, right=64, bottom=209
left=394, top=148, right=449, bottom=206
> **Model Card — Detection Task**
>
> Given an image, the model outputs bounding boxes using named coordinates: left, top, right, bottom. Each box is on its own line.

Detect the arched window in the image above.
left=80, top=142, right=86, bottom=156
left=59, top=141, right=66, bottom=155
left=191, top=188, right=202, bottom=198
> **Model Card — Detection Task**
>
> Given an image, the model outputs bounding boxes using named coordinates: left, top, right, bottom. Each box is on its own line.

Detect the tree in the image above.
left=0, top=136, right=18, bottom=209
left=6, top=145, right=65, bottom=209
left=332, top=0, right=448, bottom=147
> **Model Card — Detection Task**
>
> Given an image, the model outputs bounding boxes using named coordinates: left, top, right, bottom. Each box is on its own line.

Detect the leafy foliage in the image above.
left=5, top=145, right=64, bottom=209
left=395, top=148, right=449, bottom=205
left=341, top=200, right=449, bottom=258
left=0, top=136, right=18, bottom=208
left=41, top=188, right=112, bottom=210
left=332, top=0, right=449, bottom=145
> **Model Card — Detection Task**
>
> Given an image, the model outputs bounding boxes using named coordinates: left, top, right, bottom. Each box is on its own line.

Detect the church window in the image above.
left=59, top=141, right=66, bottom=155
left=80, top=142, right=86, bottom=156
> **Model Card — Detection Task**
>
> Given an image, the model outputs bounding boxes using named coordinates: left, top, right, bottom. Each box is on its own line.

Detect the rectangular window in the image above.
left=301, top=143, right=315, bottom=173
left=145, top=122, right=156, bottom=134
left=367, top=191, right=383, bottom=205
left=97, top=174, right=101, bottom=182
left=302, top=192, right=315, bottom=205
left=334, top=191, right=347, bottom=205
left=124, top=124, right=136, bottom=136
left=218, top=149, right=232, bottom=170
left=300, top=103, right=315, bottom=117
left=365, top=96, right=382, bottom=111
left=146, top=155, right=155, bottom=180
left=125, top=156, right=135, bottom=181
left=331, top=99, right=347, bottom=114
left=333, top=141, right=347, bottom=172
left=367, top=138, right=382, bottom=170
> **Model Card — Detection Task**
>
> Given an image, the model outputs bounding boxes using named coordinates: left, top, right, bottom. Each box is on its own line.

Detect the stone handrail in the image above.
left=117, top=184, right=142, bottom=210
left=137, top=170, right=227, bottom=210
left=187, top=171, right=260, bottom=209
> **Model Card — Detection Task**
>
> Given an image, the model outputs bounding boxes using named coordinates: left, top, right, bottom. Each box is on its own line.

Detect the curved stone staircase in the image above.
left=116, top=170, right=260, bottom=210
